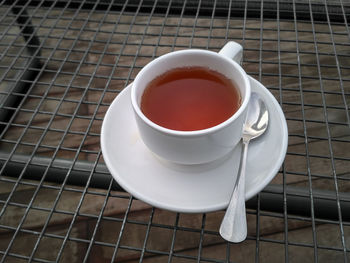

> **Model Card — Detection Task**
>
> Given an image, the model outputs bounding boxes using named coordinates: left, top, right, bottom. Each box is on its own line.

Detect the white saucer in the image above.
left=101, top=76, right=288, bottom=213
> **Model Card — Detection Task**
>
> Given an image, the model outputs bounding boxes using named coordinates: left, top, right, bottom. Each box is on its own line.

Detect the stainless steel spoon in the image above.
left=220, top=92, right=269, bottom=243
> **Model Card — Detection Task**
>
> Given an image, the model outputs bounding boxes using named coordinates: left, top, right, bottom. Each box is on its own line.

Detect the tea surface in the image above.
left=141, top=66, right=241, bottom=131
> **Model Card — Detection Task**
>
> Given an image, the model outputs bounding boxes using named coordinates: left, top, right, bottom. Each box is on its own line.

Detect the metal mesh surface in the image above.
left=0, top=0, right=350, bottom=262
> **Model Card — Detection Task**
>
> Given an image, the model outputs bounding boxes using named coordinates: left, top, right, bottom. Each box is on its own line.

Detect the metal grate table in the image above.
left=1, top=0, right=350, bottom=262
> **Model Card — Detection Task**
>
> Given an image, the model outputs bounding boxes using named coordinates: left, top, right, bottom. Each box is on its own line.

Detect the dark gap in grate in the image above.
left=0, top=7, right=42, bottom=133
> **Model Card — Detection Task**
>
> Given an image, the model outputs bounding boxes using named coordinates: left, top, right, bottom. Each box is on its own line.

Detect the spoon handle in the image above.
left=219, top=138, right=249, bottom=242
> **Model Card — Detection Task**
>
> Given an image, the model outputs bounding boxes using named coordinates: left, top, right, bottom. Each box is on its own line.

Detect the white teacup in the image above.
left=131, top=41, right=251, bottom=165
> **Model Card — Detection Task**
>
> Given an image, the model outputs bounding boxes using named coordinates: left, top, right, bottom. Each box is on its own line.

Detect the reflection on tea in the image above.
left=141, top=66, right=241, bottom=131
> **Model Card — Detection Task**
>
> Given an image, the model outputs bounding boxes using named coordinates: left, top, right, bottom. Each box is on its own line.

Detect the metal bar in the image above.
left=205, top=0, right=217, bottom=49
left=0, top=152, right=119, bottom=190
left=4, top=42, right=350, bottom=61
left=139, top=208, right=155, bottom=262
left=188, top=0, right=200, bottom=48
left=4, top=22, right=350, bottom=41
left=122, top=0, right=160, bottom=88
left=255, top=1, right=264, bottom=261
left=168, top=213, right=180, bottom=263
left=81, top=167, right=114, bottom=263
left=150, top=0, right=173, bottom=58
left=309, top=0, right=348, bottom=260
left=276, top=0, right=289, bottom=261
left=197, top=214, right=206, bottom=262
left=324, top=1, right=350, bottom=129
left=2, top=154, right=350, bottom=218
left=110, top=197, right=133, bottom=262
left=255, top=194, right=261, bottom=262
left=224, top=2, right=234, bottom=260
left=171, top=0, right=188, bottom=50
left=246, top=185, right=350, bottom=222
left=4, top=0, right=350, bottom=22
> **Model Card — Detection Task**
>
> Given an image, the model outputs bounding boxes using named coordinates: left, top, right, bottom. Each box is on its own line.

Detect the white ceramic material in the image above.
left=131, top=42, right=251, bottom=164
left=101, top=76, right=288, bottom=213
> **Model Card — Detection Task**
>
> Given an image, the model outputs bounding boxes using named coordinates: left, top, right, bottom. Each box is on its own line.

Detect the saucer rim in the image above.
left=101, top=76, right=288, bottom=212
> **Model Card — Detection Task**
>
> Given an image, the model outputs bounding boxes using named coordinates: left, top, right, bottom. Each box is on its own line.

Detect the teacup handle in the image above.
left=218, top=41, right=243, bottom=65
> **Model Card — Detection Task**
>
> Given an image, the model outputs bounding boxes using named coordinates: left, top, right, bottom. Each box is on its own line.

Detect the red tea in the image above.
left=141, top=66, right=241, bottom=131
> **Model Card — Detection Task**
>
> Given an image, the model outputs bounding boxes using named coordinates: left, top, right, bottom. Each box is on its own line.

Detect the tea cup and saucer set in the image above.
left=101, top=41, right=288, bottom=213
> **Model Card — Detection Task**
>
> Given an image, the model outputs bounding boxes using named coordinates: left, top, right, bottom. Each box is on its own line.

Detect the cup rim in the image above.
left=131, top=49, right=251, bottom=137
